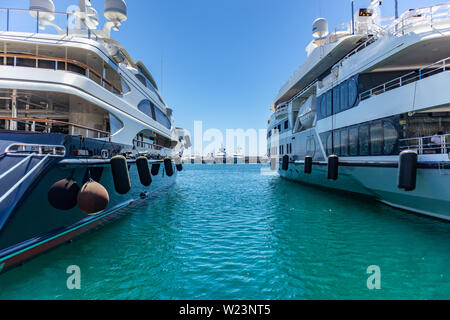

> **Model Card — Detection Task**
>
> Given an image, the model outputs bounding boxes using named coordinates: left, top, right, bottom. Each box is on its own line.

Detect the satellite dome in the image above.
left=104, top=0, right=128, bottom=23
left=29, top=0, right=55, bottom=22
left=312, top=18, right=329, bottom=39
left=85, top=6, right=99, bottom=29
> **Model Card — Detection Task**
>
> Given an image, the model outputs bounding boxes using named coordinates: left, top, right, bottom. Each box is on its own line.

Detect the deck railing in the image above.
left=0, top=52, right=122, bottom=94
left=0, top=7, right=99, bottom=40
left=359, top=57, right=450, bottom=101
left=399, top=134, right=450, bottom=155
left=132, top=139, right=165, bottom=151
left=0, top=116, right=111, bottom=139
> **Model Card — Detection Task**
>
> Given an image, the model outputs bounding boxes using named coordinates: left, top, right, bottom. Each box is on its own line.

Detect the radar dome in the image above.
left=104, top=0, right=128, bottom=23
left=29, top=0, right=55, bottom=22
left=85, top=6, right=99, bottom=29
left=312, top=18, right=329, bottom=39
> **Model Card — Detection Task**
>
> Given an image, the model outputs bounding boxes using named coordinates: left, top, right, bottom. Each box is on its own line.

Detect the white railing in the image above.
left=399, top=134, right=450, bottom=155
left=0, top=7, right=99, bottom=40
left=359, top=57, right=450, bottom=101
left=386, top=4, right=450, bottom=36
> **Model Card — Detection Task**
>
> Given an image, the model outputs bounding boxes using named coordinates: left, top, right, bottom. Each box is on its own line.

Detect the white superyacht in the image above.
left=0, top=0, right=189, bottom=273
left=268, top=1, right=450, bottom=220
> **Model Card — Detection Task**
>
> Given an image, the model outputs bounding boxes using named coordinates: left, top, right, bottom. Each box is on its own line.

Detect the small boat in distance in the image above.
left=232, top=148, right=245, bottom=164
left=214, top=146, right=227, bottom=164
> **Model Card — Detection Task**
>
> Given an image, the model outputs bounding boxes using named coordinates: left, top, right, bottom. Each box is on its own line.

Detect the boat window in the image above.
left=348, top=77, right=358, bottom=108
left=109, top=114, right=123, bottom=135
left=135, top=74, right=147, bottom=87
left=332, top=86, right=340, bottom=114
left=306, top=137, right=316, bottom=157
left=359, top=124, right=370, bottom=156
left=383, top=120, right=398, bottom=155
left=284, top=120, right=289, bottom=130
left=326, top=133, right=333, bottom=156
left=340, top=128, right=349, bottom=156
left=154, top=106, right=171, bottom=129
left=326, top=91, right=332, bottom=117
left=370, top=121, right=384, bottom=155
left=319, top=95, right=327, bottom=119
left=340, top=81, right=349, bottom=112
left=121, top=78, right=131, bottom=94
left=137, top=100, right=154, bottom=120
left=349, top=126, right=359, bottom=156
left=333, top=130, right=341, bottom=156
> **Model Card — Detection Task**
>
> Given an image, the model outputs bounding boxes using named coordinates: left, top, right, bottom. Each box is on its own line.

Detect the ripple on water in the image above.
left=0, top=165, right=450, bottom=299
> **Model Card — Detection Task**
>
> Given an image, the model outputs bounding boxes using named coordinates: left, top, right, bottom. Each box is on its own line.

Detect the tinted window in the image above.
left=306, top=137, right=315, bottom=156
left=348, top=77, right=358, bottom=108
left=333, top=130, right=341, bottom=156
left=370, top=121, right=384, bottom=155
left=135, top=74, right=147, bottom=87
left=326, top=91, right=332, bottom=117
left=340, top=81, right=349, bottom=111
left=333, top=86, right=340, bottom=114
left=340, top=128, right=349, bottom=156
left=359, top=124, right=370, bottom=156
left=138, top=100, right=153, bottom=119
left=320, top=94, right=327, bottom=118
left=383, top=121, right=398, bottom=155
left=154, top=106, right=171, bottom=129
left=349, top=126, right=359, bottom=156
left=326, top=133, right=333, bottom=156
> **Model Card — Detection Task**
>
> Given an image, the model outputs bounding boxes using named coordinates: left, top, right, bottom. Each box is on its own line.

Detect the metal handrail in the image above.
left=0, top=52, right=122, bottom=94
left=0, top=154, right=49, bottom=205
left=399, top=133, right=449, bottom=154
left=0, top=116, right=111, bottom=138
left=132, top=139, right=165, bottom=151
left=360, top=57, right=450, bottom=101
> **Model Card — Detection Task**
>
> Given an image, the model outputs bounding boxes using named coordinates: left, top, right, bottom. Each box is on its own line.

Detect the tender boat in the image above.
left=0, top=0, right=189, bottom=274
left=268, top=1, right=450, bottom=220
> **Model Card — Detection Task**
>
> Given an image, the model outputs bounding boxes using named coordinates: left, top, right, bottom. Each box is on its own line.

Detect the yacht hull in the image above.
left=0, top=132, right=177, bottom=274
left=279, top=161, right=450, bottom=221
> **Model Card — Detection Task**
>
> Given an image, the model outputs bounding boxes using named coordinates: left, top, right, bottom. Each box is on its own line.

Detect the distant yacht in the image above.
left=0, top=0, right=189, bottom=273
left=268, top=1, right=450, bottom=220
left=232, top=148, right=245, bottom=164
left=215, top=146, right=227, bottom=164
left=188, top=153, right=202, bottom=164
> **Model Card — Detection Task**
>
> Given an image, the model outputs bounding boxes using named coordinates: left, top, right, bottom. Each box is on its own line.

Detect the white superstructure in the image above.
left=0, top=0, right=189, bottom=158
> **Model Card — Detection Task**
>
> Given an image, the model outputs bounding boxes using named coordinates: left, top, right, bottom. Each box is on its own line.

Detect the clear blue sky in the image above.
left=3, top=0, right=445, bottom=150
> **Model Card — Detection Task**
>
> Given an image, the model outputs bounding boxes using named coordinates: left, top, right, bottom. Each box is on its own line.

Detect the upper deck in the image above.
left=273, top=3, right=450, bottom=110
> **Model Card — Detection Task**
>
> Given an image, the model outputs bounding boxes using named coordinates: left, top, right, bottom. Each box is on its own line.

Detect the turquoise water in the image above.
left=1, top=164, right=450, bottom=300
